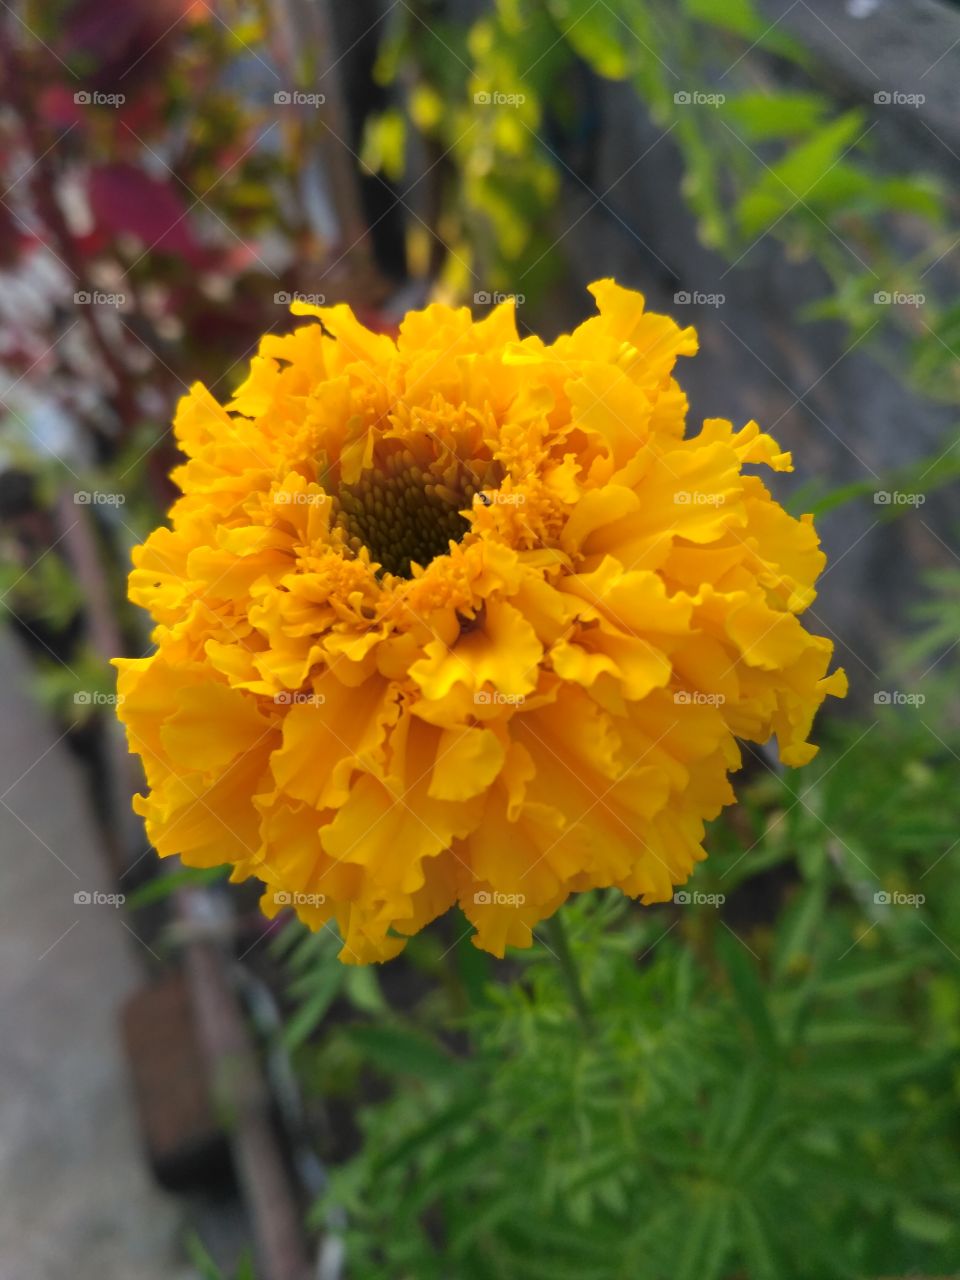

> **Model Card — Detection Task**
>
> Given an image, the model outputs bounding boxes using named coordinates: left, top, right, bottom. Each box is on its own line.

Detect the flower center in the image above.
left=332, top=447, right=499, bottom=578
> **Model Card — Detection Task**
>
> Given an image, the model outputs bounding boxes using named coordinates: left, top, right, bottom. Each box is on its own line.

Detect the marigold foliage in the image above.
left=115, top=281, right=845, bottom=962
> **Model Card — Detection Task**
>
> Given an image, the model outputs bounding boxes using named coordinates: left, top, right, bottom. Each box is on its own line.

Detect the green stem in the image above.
left=543, top=914, right=593, bottom=1032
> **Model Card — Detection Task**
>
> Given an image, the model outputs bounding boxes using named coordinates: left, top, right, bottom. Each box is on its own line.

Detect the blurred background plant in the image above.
left=1, top=0, right=959, bottom=1277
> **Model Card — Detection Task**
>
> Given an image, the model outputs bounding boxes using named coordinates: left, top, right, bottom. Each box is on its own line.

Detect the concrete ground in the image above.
left=0, top=630, right=198, bottom=1280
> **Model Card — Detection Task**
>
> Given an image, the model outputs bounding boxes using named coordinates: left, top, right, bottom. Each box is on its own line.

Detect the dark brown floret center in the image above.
left=332, top=447, right=494, bottom=578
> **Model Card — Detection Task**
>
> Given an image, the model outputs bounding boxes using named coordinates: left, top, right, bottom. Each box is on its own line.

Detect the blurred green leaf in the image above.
left=125, top=864, right=230, bottom=909
left=346, top=1023, right=462, bottom=1080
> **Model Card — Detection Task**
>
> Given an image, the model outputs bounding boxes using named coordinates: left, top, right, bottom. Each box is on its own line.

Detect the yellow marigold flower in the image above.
left=115, top=281, right=846, bottom=963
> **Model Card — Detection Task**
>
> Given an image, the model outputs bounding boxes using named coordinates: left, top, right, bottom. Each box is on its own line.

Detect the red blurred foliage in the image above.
left=87, top=164, right=203, bottom=262
left=57, top=0, right=205, bottom=92
left=1, top=0, right=395, bottom=512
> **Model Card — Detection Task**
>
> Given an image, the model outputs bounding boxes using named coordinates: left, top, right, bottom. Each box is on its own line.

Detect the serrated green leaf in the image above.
left=674, top=1197, right=730, bottom=1280
left=723, top=91, right=828, bottom=141
left=735, top=111, right=866, bottom=236
left=125, top=863, right=230, bottom=909
left=719, top=930, right=778, bottom=1054
left=283, top=964, right=344, bottom=1049
left=895, top=1202, right=957, bottom=1244
left=346, top=1023, right=461, bottom=1081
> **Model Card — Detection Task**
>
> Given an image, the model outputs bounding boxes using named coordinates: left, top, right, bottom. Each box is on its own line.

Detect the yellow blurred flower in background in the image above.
left=114, top=281, right=845, bottom=962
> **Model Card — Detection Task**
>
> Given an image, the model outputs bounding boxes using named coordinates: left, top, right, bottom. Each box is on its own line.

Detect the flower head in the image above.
left=115, top=281, right=845, bottom=962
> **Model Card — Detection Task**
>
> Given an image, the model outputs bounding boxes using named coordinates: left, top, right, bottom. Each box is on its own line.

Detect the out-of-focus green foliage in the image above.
left=368, top=0, right=951, bottom=394
left=29, top=647, right=120, bottom=724
left=185, top=1233, right=257, bottom=1280
left=786, top=432, right=960, bottom=517
left=271, top=917, right=390, bottom=1052
left=0, top=550, right=84, bottom=632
